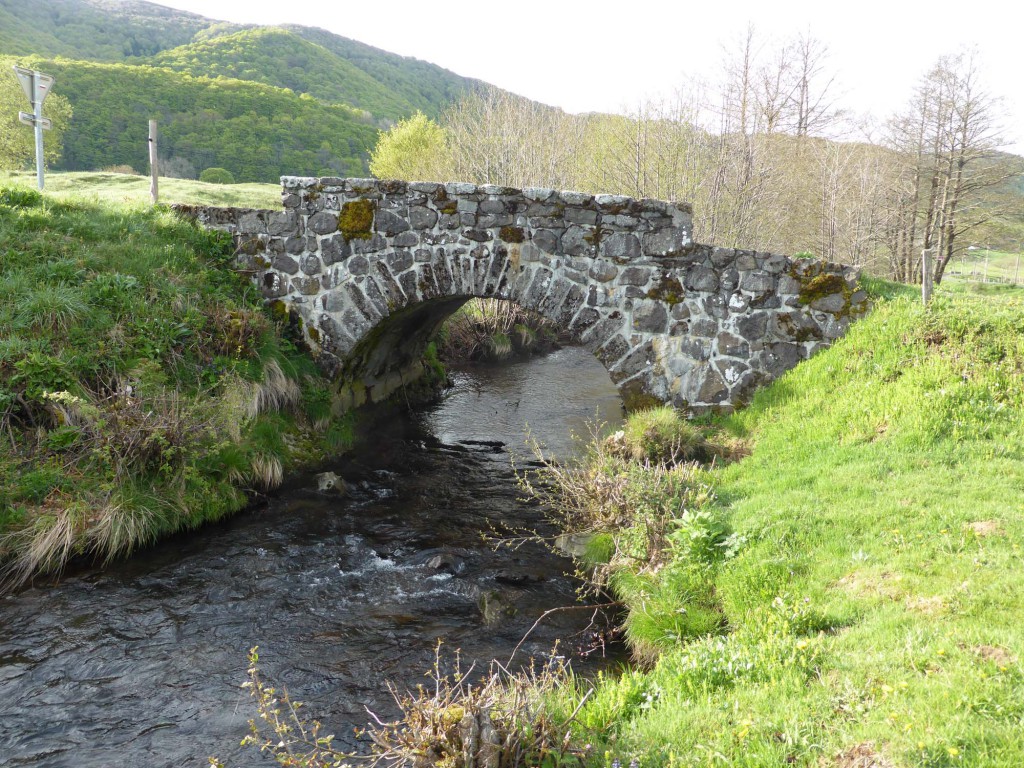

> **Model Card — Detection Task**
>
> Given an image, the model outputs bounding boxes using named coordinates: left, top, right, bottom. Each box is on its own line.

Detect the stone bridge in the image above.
left=179, top=176, right=868, bottom=412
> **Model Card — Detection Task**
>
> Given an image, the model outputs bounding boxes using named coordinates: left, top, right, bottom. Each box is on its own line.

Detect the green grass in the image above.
left=0, top=186, right=345, bottom=586
left=943, top=248, right=1024, bottom=286
left=553, top=281, right=1024, bottom=767
left=0, top=171, right=281, bottom=208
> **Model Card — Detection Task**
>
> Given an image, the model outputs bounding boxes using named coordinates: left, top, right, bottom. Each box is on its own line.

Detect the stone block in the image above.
left=375, top=209, right=411, bottom=236
left=684, top=265, right=719, bottom=292
left=308, top=211, right=339, bottom=235
left=603, top=232, right=642, bottom=262
left=272, top=254, right=299, bottom=274
left=300, top=255, right=321, bottom=276
left=559, top=191, right=594, bottom=206
left=716, top=332, right=749, bottom=358
left=740, top=270, right=775, bottom=293
left=321, top=235, right=351, bottom=265
left=632, top=301, right=669, bottom=334
left=409, top=205, right=438, bottom=230
left=642, top=227, right=691, bottom=257
left=267, top=210, right=300, bottom=237
left=394, top=231, right=419, bottom=248
left=588, top=260, right=619, bottom=283
left=810, top=293, right=848, bottom=313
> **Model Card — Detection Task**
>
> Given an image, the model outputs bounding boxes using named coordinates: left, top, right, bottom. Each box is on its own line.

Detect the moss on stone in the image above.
left=499, top=226, right=525, bottom=243
left=797, top=272, right=847, bottom=305
left=438, top=201, right=458, bottom=215
left=647, top=276, right=685, bottom=306
left=620, top=380, right=664, bottom=413
left=339, top=199, right=375, bottom=240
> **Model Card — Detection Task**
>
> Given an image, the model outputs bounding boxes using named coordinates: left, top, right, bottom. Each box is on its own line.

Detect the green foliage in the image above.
left=231, top=643, right=589, bottom=768
left=611, top=406, right=707, bottom=464
left=198, top=167, right=235, bottom=184
left=151, top=27, right=442, bottom=124
left=0, top=186, right=41, bottom=207
left=437, top=298, right=555, bottom=363
left=369, top=111, right=450, bottom=181
left=0, top=0, right=213, bottom=61
left=3, top=55, right=377, bottom=183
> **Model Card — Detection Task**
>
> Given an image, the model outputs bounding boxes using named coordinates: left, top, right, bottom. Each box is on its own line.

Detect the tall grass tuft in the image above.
left=437, top=298, right=554, bottom=363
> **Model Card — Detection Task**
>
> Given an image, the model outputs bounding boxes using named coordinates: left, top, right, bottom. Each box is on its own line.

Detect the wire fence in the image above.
left=944, top=251, right=1024, bottom=286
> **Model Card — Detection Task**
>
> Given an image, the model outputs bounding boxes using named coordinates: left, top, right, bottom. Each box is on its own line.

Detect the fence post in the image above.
left=922, top=248, right=934, bottom=305
left=148, top=119, right=159, bottom=205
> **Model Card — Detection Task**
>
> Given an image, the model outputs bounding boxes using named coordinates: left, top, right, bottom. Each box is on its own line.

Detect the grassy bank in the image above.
left=0, top=171, right=281, bottom=208
left=0, top=186, right=348, bottom=587
left=549, top=280, right=1024, bottom=766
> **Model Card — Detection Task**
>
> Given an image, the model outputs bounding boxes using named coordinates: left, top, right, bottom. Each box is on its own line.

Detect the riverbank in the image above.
left=0, top=187, right=354, bottom=587
left=549, top=279, right=1024, bottom=766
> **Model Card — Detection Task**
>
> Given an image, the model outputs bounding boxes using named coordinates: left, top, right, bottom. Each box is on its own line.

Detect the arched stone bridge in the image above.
left=179, top=176, right=868, bottom=412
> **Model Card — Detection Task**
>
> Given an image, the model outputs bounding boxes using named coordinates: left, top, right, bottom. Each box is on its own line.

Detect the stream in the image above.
left=0, top=347, right=624, bottom=767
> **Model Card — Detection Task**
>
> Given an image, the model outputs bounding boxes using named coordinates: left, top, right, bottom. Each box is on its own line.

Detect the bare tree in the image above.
left=883, top=49, right=1018, bottom=284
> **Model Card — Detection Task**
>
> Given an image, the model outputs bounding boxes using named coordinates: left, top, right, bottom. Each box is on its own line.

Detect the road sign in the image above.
left=12, top=66, right=54, bottom=107
left=18, top=111, right=51, bottom=130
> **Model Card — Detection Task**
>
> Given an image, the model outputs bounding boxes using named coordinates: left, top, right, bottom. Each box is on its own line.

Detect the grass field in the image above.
left=550, top=280, right=1024, bottom=766
left=0, top=170, right=282, bottom=208
left=943, top=248, right=1024, bottom=286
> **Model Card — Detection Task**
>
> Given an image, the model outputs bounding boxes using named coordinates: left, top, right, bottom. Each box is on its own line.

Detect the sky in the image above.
left=154, top=0, right=1022, bottom=155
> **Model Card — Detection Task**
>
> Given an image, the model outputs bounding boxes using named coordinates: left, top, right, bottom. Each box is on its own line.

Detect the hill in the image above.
left=0, top=0, right=480, bottom=122
left=7, top=55, right=378, bottom=181
left=0, top=0, right=214, bottom=60
left=284, top=24, right=481, bottom=121
left=148, top=27, right=434, bottom=122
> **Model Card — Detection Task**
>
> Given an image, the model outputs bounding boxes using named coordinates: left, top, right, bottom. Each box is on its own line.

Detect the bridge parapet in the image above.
left=178, top=177, right=868, bottom=412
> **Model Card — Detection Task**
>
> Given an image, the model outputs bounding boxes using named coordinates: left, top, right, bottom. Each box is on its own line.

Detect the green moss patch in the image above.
left=339, top=199, right=375, bottom=240
left=647, top=276, right=685, bottom=305
left=797, top=271, right=847, bottom=305
left=499, top=226, right=525, bottom=243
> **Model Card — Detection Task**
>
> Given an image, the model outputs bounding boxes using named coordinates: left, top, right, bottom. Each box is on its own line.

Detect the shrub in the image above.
left=0, top=187, right=42, bottom=207
left=199, top=167, right=236, bottom=185
left=101, top=165, right=137, bottom=175
left=437, top=298, right=554, bottom=363
left=232, top=644, right=589, bottom=768
left=607, top=406, right=706, bottom=464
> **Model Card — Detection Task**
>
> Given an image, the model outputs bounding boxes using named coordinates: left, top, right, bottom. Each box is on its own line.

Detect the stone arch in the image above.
left=179, top=177, right=868, bottom=412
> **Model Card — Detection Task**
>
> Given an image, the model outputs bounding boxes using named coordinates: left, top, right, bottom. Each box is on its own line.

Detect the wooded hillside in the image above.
left=0, top=0, right=481, bottom=181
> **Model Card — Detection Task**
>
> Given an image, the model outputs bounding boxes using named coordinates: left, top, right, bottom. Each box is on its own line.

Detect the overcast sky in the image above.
left=154, top=0, right=1022, bottom=155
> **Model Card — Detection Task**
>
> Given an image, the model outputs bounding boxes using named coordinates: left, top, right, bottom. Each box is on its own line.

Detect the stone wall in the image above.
left=178, top=176, right=869, bottom=412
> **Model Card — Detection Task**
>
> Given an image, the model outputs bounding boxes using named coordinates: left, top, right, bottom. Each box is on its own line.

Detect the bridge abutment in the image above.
left=178, top=177, right=868, bottom=412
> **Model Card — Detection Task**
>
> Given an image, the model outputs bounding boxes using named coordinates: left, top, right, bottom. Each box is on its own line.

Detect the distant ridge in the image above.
left=0, top=0, right=497, bottom=181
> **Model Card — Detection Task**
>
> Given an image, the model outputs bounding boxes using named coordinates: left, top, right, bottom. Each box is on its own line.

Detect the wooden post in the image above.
left=1014, top=253, right=1021, bottom=285
left=148, top=119, right=159, bottom=205
left=921, top=248, right=934, bottom=305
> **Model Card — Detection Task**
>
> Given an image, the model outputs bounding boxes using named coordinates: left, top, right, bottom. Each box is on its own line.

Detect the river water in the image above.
left=0, top=347, right=623, bottom=768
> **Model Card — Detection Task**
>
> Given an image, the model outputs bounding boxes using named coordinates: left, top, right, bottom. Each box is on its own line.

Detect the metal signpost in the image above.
left=12, top=65, right=55, bottom=191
